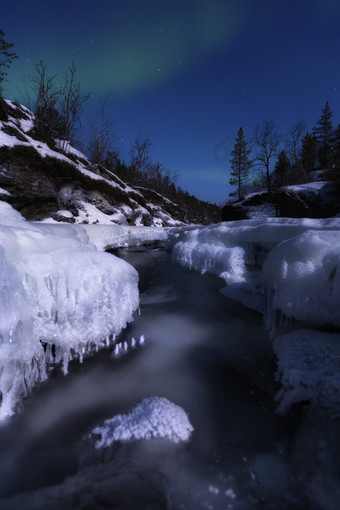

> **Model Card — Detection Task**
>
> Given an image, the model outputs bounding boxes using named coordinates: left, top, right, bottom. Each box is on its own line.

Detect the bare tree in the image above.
left=286, top=120, right=307, bottom=182
left=253, top=120, right=280, bottom=194
left=25, top=61, right=62, bottom=136
left=59, top=60, right=91, bottom=152
left=87, top=99, right=118, bottom=166
left=129, top=133, right=152, bottom=172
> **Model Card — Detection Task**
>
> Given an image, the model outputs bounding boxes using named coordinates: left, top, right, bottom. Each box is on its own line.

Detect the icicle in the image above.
left=139, top=335, right=145, bottom=345
left=123, top=341, right=128, bottom=351
left=105, top=336, right=110, bottom=347
left=131, top=337, right=136, bottom=348
left=62, top=350, right=70, bottom=375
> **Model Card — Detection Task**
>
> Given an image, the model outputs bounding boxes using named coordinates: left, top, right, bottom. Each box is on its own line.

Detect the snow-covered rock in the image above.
left=92, top=397, right=194, bottom=446
left=276, top=181, right=340, bottom=218
left=222, top=181, right=340, bottom=221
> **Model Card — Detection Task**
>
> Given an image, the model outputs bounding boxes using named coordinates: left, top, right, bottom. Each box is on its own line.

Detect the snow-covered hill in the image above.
left=0, top=99, right=185, bottom=227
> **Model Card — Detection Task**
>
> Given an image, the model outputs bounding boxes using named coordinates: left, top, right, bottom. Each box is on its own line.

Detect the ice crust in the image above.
left=92, top=397, right=194, bottom=446
left=81, top=223, right=169, bottom=251
left=171, top=218, right=340, bottom=413
left=0, top=202, right=145, bottom=419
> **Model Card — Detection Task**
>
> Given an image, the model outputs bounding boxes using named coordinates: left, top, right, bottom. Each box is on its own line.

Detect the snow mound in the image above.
left=274, top=330, right=340, bottom=414
left=92, top=397, right=194, bottom=446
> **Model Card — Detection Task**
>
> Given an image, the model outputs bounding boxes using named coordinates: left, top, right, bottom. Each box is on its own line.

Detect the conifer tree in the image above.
left=229, top=127, right=251, bottom=200
left=332, top=124, right=340, bottom=169
left=301, top=132, right=318, bottom=175
left=0, top=29, right=18, bottom=95
left=312, top=101, right=334, bottom=168
left=271, top=150, right=291, bottom=188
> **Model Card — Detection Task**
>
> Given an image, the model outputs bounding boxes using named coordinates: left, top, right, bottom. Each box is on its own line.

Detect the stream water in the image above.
left=0, top=245, right=338, bottom=509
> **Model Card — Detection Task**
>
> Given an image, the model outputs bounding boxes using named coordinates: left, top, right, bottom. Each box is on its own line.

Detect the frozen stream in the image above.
left=0, top=245, right=338, bottom=509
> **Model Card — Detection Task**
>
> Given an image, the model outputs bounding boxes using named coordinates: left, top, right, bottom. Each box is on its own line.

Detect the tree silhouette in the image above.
left=313, top=101, right=334, bottom=169
left=229, top=127, right=252, bottom=200
left=254, top=120, right=280, bottom=194
left=0, top=29, right=18, bottom=96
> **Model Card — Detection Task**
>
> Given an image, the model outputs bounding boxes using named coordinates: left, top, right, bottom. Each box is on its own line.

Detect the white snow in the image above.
left=0, top=202, right=139, bottom=419
left=92, top=396, right=194, bottom=446
left=282, top=181, right=327, bottom=192
left=76, top=200, right=127, bottom=225
left=274, top=329, right=340, bottom=414
left=0, top=187, right=10, bottom=196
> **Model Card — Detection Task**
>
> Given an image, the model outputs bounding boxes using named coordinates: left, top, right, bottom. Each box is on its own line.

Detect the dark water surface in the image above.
left=0, top=245, right=337, bottom=509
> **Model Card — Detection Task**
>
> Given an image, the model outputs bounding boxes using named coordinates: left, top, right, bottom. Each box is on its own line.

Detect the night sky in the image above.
left=2, top=0, right=340, bottom=203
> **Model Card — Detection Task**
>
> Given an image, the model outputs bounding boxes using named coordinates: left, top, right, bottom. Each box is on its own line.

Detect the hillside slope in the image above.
left=0, top=99, right=190, bottom=227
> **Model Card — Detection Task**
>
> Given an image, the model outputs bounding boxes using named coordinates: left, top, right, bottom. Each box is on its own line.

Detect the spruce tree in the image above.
left=272, top=150, right=291, bottom=188
left=0, top=29, right=18, bottom=95
left=312, top=101, right=334, bottom=168
left=332, top=124, right=340, bottom=169
left=229, top=127, right=251, bottom=200
left=301, top=132, right=318, bottom=175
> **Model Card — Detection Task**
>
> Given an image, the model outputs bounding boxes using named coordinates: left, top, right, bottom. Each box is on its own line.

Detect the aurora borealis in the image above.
left=2, top=0, right=340, bottom=203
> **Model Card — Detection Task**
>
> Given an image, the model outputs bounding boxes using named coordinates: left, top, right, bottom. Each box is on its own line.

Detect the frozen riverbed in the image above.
left=0, top=244, right=338, bottom=510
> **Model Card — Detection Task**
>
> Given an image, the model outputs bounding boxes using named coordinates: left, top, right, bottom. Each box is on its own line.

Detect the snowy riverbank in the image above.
left=0, top=202, right=168, bottom=419
left=170, top=218, right=340, bottom=414
left=1, top=204, right=340, bottom=419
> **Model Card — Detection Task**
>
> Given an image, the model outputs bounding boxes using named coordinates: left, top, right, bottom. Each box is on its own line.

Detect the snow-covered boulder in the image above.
left=276, top=181, right=340, bottom=218
left=92, top=397, right=194, bottom=446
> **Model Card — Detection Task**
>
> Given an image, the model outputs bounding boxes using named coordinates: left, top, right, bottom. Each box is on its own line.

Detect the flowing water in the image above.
left=0, top=245, right=338, bottom=509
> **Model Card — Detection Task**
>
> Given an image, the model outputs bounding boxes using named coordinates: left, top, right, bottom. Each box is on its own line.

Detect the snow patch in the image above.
left=274, top=329, right=340, bottom=414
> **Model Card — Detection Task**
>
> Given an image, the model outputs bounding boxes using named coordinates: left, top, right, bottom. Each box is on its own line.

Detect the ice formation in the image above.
left=171, top=218, right=340, bottom=413
left=262, top=230, right=340, bottom=327
left=0, top=202, right=141, bottom=419
left=171, top=218, right=340, bottom=325
left=82, top=223, right=168, bottom=251
left=92, top=396, right=194, bottom=446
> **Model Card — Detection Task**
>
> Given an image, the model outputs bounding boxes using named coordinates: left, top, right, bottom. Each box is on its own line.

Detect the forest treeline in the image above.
left=229, top=103, right=340, bottom=201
